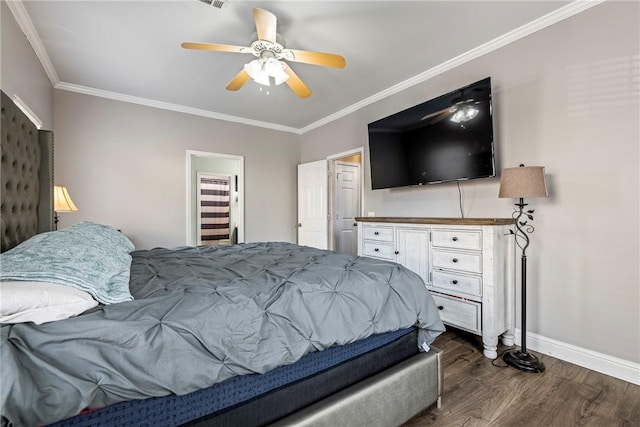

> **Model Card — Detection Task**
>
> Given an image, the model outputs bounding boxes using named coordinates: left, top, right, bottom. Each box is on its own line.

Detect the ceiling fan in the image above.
left=421, top=99, right=482, bottom=124
left=421, top=86, right=488, bottom=124
left=181, top=8, right=346, bottom=98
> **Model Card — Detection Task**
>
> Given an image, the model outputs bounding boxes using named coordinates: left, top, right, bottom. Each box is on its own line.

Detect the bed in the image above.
left=0, top=91, right=445, bottom=427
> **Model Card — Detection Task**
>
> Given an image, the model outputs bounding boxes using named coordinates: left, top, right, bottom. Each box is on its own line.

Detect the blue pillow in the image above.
left=0, top=222, right=134, bottom=304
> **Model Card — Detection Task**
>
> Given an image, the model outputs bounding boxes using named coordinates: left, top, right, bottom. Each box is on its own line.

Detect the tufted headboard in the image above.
left=1, top=90, right=53, bottom=253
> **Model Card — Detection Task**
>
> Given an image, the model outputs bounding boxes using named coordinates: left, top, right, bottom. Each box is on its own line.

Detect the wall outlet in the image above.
left=367, top=211, right=376, bottom=217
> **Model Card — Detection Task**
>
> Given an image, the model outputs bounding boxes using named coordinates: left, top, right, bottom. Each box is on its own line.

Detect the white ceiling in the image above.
left=12, top=0, right=596, bottom=133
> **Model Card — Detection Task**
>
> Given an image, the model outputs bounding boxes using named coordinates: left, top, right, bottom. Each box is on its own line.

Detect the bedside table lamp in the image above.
left=498, top=164, right=548, bottom=373
left=53, top=185, right=78, bottom=230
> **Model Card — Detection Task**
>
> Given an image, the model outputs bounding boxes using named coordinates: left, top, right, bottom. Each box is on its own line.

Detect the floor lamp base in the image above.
left=503, top=349, right=545, bottom=373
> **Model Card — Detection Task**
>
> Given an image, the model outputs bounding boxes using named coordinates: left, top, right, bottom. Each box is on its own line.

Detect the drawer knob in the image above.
left=374, top=231, right=379, bottom=235
left=452, top=280, right=458, bottom=285
left=452, top=258, right=459, bottom=263
left=437, top=305, right=444, bottom=310
left=374, top=248, right=379, bottom=252
left=394, top=250, right=399, bottom=255
left=452, top=237, right=458, bottom=241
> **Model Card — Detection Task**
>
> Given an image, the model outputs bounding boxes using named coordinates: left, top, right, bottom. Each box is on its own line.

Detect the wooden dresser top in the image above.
left=354, top=217, right=514, bottom=225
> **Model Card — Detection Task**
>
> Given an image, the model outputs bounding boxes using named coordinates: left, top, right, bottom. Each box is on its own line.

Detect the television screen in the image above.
left=368, top=77, right=495, bottom=190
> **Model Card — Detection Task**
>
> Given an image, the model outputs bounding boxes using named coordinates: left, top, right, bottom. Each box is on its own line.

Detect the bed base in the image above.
left=270, top=347, right=442, bottom=427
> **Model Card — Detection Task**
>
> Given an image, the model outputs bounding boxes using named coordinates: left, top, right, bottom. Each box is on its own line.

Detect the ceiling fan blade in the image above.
left=285, top=49, right=346, bottom=69
left=421, top=106, right=457, bottom=123
left=181, top=42, right=248, bottom=53
left=421, top=108, right=448, bottom=121
left=254, top=8, right=277, bottom=43
left=283, top=65, right=311, bottom=98
left=226, top=69, right=251, bottom=91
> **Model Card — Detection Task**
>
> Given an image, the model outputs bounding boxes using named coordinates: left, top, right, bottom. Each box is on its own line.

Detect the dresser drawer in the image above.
left=362, top=241, right=394, bottom=260
left=363, top=225, right=394, bottom=242
left=432, top=249, right=482, bottom=274
left=431, top=270, right=482, bottom=299
left=431, top=293, right=481, bottom=334
left=432, top=229, right=482, bottom=251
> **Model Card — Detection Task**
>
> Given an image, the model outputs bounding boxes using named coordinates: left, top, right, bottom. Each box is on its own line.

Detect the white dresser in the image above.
left=357, top=217, right=515, bottom=359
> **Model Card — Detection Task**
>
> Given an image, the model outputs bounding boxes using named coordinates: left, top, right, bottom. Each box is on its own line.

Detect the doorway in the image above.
left=297, top=148, right=363, bottom=254
left=186, top=150, right=244, bottom=246
left=329, top=150, right=362, bottom=255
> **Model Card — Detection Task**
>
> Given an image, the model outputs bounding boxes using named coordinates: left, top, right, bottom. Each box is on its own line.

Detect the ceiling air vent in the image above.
left=198, top=0, right=225, bottom=8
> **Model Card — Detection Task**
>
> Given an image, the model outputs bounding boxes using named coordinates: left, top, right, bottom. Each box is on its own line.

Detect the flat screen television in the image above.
left=368, top=77, right=495, bottom=190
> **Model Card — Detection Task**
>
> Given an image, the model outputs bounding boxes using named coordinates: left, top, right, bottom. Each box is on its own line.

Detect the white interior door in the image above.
left=298, top=160, right=328, bottom=249
left=335, top=162, right=361, bottom=255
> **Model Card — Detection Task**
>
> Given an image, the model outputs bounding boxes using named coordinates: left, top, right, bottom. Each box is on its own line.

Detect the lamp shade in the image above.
left=263, top=58, right=289, bottom=85
left=53, top=186, right=79, bottom=212
left=244, top=58, right=290, bottom=87
left=244, top=60, right=270, bottom=86
left=498, top=165, right=548, bottom=199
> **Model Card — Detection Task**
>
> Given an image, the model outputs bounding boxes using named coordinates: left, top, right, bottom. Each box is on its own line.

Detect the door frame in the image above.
left=327, top=147, right=364, bottom=251
left=186, top=150, right=244, bottom=246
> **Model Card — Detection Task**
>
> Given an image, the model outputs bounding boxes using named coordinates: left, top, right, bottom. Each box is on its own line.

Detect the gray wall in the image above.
left=301, top=1, right=640, bottom=364
left=1, top=1, right=53, bottom=129
left=53, top=90, right=300, bottom=249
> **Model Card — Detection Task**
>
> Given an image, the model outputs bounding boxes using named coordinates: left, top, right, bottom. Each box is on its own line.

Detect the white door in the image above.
left=298, top=160, right=328, bottom=249
left=335, top=162, right=361, bottom=255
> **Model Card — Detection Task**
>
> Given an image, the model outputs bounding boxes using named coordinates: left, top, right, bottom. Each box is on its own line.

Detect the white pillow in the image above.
left=0, top=281, right=98, bottom=325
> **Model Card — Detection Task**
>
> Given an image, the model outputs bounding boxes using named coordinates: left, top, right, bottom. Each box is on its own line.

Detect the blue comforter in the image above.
left=1, top=242, right=444, bottom=426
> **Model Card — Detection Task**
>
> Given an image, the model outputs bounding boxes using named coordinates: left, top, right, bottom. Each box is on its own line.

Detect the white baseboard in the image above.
left=513, top=329, right=640, bottom=386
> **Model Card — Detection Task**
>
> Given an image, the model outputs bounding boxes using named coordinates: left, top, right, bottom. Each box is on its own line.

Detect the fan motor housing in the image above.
left=249, top=36, right=294, bottom=62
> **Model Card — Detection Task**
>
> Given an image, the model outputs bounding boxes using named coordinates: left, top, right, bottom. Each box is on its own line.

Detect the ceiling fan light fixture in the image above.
left=244, top=57, right=289, bottom=87
left=265, top=58, right=289, bottom=85
left=450, top=106, right=479, bottom=123
left=273, top=72, right=289, bottom=86
left=244, top=59, right=270, bottom=86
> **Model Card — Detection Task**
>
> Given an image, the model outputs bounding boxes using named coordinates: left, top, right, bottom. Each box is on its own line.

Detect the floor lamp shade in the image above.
left=498, top=164, right=548, bottom=373
left=498, top=165, right=548, bottom=199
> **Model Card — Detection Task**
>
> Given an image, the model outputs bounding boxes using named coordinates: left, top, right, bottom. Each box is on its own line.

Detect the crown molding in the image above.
left=55, top=82, right=302, bottom=134
left=6, top=0, right=59, bottom=86
left=300, top=0, right=608, bottom=134
left=10, top=0, right=606, bottom=134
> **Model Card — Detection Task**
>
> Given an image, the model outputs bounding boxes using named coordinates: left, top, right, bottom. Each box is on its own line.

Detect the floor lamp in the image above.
left=53, top=185, right=79, bottom=230
left=498, top=164, right=548, bottom=373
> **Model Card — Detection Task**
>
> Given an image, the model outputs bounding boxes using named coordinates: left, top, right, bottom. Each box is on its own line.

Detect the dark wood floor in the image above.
left=403, top=330, right=640, bottom=427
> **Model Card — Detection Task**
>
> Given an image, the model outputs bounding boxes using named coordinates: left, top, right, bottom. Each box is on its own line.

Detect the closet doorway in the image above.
left=186, top=150, right=244, bottom=246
